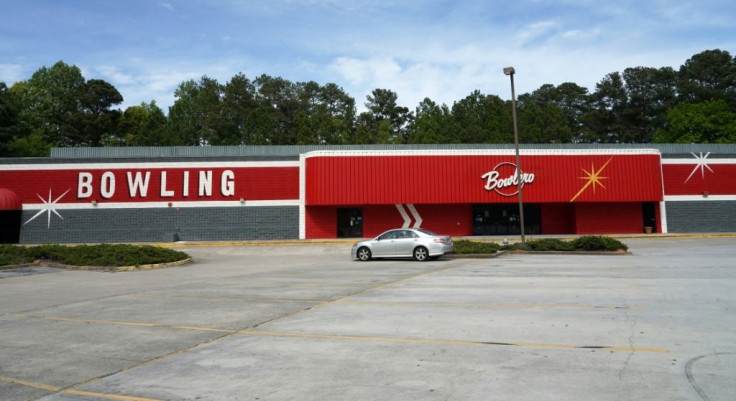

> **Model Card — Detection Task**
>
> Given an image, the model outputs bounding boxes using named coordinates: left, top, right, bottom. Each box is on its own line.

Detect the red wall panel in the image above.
left=305, top=206, right=336, bottom=239
left=662, top=164, right=736, bottom=195
left=306, top=153, right=663, bottom=206
left=362, top=204, right=473, bottom=238
left=414, top=204, right=473, bottom=236
left=541, top=203, right=575, bottom=234
left=574, top=203, right=643, bottom=234
left=307, top=203, right=473, bottom=239
left=363, top=205, right=405, bottom=238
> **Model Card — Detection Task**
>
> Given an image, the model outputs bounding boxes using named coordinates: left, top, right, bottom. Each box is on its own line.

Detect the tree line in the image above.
left=1, top=49, right=735, bottom=157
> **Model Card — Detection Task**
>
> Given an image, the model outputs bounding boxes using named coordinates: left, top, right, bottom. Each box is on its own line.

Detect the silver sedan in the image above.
left=351, top=228, right=453, bottom=261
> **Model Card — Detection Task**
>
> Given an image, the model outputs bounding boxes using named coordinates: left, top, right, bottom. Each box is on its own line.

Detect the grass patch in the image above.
left=453, top=236, right=628, bottom=254
left=0, top=244, right=189, bottom=268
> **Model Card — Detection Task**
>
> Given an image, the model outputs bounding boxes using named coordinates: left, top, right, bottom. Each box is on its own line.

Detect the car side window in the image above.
left=404, top=230, right=418, bottom=238
left=378, top=231, right=397, bottom=240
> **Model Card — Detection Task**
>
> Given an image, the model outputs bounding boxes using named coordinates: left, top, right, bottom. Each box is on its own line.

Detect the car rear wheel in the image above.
left=413, top=246, right=429, bottom=261
left=357, top=247, right=372, bottom=261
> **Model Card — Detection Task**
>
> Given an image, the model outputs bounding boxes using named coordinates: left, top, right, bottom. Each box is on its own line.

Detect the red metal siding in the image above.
left=414, top=204, right=473, bottom=236
left=575, top=203, right=643, bottom=234
left=541, top=203, right=575, bottom=234
left=662, top=164, right=736, bottom=195
left=363, top=205, right=406, bottom=238
left=305, top=206, right=336, bottom=239
left=0, top=166, right=299, bottom=204
left=305, top=154, right=663, bottom=205
left=362, top=204, right=472, bottom=238
left=307, top=204, right=473, bottom=239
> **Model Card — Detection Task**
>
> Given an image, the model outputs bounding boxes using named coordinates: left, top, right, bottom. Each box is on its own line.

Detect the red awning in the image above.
left=0, top=188, right=22, bottom=210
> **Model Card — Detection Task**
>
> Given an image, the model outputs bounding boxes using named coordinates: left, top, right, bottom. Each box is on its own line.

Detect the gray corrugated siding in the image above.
left=665, top=201, right=736, bottom=233
left=19, top=207, right=299, bottom=244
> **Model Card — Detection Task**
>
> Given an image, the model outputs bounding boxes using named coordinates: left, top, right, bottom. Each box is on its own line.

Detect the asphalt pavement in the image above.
left=0, top=236, right=734, bottom=400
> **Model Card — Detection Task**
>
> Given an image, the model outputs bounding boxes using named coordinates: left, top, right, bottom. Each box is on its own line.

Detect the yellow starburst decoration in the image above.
left=569, top=157, right=614, bottom=202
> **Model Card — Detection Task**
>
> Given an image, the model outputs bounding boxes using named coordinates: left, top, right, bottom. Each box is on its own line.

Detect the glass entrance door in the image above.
left=473, top=204, right=540, bottom=235
left=337, top=208, right=363, bottom=238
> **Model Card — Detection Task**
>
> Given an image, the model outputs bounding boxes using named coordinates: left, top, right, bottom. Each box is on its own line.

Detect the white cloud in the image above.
left=518, top=21, right=558, bottom=44
left=328, top=55, right=505, bottom=111
left=96, top=66, right=137, bottom=85
left=329, top=56, right=402, bottom=86
left=0, top=64, right=25, bottom=83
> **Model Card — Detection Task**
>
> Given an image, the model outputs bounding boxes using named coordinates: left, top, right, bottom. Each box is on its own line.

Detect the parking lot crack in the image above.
left=617, top=302, right=637, bottom=389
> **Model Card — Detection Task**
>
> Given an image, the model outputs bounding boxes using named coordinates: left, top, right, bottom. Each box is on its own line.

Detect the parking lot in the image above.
left=1, top=237, right=735, bottom=400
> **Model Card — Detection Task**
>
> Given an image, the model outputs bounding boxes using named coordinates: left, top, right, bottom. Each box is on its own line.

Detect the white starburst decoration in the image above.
left=24, top=188, right=71, bottom=229
left=684, top=152, right=714, bottom=183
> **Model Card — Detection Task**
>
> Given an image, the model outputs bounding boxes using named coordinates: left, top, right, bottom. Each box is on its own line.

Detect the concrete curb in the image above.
left=444, top=249, right=631, bottom=259
left=502, top=250, right=632, bottom=256
left=155, top=232, right=736, bottom=249
left=104, top=258, right=193, bottom=272
left=0, top=258, right=193, bottom=273
left=444, top=251, right=504, bottom=259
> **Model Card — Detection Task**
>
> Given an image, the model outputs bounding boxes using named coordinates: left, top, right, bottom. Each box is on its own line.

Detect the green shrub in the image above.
left=451, top=236, right=628, bottom=254
left=526, top=238, right=575, bottom=251
left=0, top=244, right=189, bottom=267
left=0, top=244, right=33, bottom=266
left=453, top=239, right=500, bottom=254
left=27, top=244, right=68, bottom=261
left=571, top=236, right=628, bottom=251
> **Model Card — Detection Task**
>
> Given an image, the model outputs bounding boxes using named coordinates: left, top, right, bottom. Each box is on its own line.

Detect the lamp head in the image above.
left=503, top=66, right=515, bottom=75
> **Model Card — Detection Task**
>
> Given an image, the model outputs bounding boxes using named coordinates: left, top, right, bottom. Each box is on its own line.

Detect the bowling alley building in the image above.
left=1, top=144, right=735, bottom=244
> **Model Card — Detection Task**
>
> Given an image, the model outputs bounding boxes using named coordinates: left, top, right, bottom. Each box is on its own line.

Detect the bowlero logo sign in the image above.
left=481, top=162, right=535, bottom=197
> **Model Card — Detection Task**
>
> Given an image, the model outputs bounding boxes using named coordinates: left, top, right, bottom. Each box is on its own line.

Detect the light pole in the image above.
left=503, top=66, right=526, bottom=245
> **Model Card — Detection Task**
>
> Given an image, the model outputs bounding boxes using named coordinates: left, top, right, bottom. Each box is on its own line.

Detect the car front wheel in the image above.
left=357, top=247, right=372, bottom=261
left=413, top=246, right=429, bottom=261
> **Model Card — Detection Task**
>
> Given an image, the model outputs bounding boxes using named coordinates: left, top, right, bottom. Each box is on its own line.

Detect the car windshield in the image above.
left=417, top=229, right=439, bottom=237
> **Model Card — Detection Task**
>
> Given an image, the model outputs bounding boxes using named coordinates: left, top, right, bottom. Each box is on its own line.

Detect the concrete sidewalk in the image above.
left=154, top=232, right=736, bottom=249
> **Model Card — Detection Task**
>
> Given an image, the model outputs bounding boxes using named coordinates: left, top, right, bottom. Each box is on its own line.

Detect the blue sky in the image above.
left=2, top=0, right=734, bottom=112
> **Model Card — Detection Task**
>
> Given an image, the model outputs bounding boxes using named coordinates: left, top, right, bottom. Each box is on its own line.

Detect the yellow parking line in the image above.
left=341, top=300, right=645, bottom=310
left=0, top=374, right=163, bottom=401
left=14, top=314, right=233, bottom=333
left=0, top=374, right=59, bottom=391
left=242, top=331, right=668, bottom=353
left=405, top=284, right=640, bottom=290
left=214, top=281, right=364, bottom=288
left=63, top=389, right=164, bottom=401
